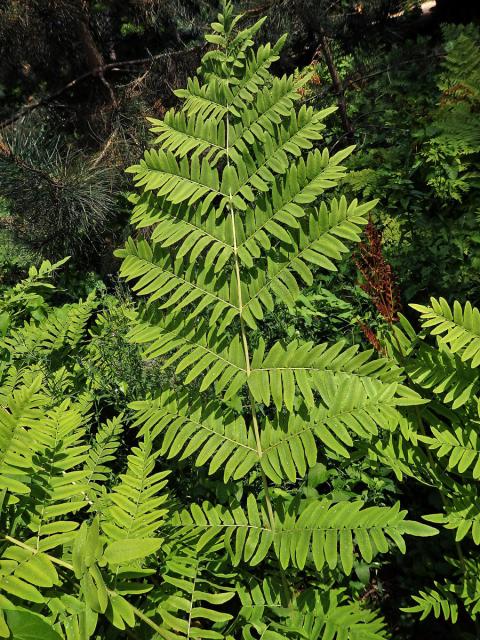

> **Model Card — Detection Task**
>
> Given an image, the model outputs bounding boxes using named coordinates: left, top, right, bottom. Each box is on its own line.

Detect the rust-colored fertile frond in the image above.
left=440, top=82, right=477, bottom=107
left=359, top=322, right=386, bottom=355
left=355, top=219, right=401, bottom=324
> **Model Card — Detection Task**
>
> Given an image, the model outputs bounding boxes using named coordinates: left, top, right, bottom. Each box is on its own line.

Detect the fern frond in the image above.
left=3, top=294, right=97, bottom=364
left=439, top=26, right=480, bottom=100
left=0, top=398, right=90, bottom=609
left=405, top=342, right=479, bottom=409
left=84, top=414, right=124, bottom=500
left=118, top=238, right=236, bottom=328
left=156, top=546, right=235, bottom=639
left=175, top=76, right=229, bottom=122
left=260, top=378, right=402, bottom=482
left=127, top=193, right=234, bottom=275
left=236, top=160, right=358, bottom=266
left=175, top=496, right=436, bottom=574
left=115, top=5, right=440, bottom=634
left=128, top=315, right=247, bottom=399
left=230, top=75, right=307, bottom=148
left=239, top=195, right=376, bottom=324
left=102, top=436, right=169, bottom=557
left=270, top=499, right=435, bottom=574
left=402, top=582, right=459, bottom=623
left=367, top=431, right=431, bottom=482
left=420, top=408, right=480, bottom=479
left=127, top=148, right=237, bottom=215
left=230, top=111, right=340, bottom=201
left=239, top=581, right=388, bottom=640
left=425, top=487, right=480, bottom=543
left=412, top=298, right=480, bottom=368
left=248, top=337, right=416, bottom=411
left=25, top=402, right=89, bottom=551
left=260, top=412, right=317, bottom=483
left=232, top=105, right=335, bottom=184
left=148, top=110, right=227, bottom=163
left=456, top=557, right=480, bottom=618
left=386, top=313, right=480, bottom=412
left=0, top=376, right=45, bottom=494
left=230, top=36, right=287, bottom=106
left=130, top=372, right=410, bottom=486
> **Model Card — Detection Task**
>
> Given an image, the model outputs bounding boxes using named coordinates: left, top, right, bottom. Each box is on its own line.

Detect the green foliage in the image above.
left=421, top=25, right=480, bottom=202
left=411, top=297, right=480, bottom=367
left=0, top=198, right=37, bottom=283
left=236, top=582, right=389, bottom=639
left=9, top=4, right=480, bottom=638
left=377, top=297, right=480, bottom=633
left=309, top=25, right=480, bottom=303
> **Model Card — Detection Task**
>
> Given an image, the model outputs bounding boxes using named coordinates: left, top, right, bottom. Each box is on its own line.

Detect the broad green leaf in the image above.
left=5, top=610, right=61, bottom=640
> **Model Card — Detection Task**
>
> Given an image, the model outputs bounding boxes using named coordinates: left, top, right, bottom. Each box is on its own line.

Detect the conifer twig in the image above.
left=0, top=45, right=206, bottom=130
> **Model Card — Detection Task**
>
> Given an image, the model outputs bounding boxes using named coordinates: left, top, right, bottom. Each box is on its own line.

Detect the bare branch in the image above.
left=0, top=45, right=206, bottom=130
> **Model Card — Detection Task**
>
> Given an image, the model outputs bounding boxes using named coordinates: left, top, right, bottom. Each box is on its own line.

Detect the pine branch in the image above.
left=0, top=45, right=206, bottom=130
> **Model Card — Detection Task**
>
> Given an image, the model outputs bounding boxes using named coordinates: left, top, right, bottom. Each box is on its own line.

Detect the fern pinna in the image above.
left=115, top=2, right=435, bottom=635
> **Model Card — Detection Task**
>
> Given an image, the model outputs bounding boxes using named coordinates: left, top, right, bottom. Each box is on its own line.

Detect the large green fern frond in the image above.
left=114, top=3, right=439, bottom=634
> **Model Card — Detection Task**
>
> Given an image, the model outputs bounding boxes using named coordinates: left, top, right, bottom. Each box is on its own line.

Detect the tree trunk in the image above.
left=75, top=1, right=117, bottom=106
left=318, top=32, right=354, bottom=140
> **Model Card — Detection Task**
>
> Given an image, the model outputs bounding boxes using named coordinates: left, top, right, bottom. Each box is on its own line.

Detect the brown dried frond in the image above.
left=440, top=82, right=476, bottom=106
left=359, top=322, right=386, bottom=355
left=355, top=218, right=401, bottom=324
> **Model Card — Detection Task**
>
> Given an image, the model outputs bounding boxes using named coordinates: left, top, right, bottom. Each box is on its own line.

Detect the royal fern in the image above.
left=114, top=1, right=436, bottom=633
left=0, top=4, right=445, bottom=638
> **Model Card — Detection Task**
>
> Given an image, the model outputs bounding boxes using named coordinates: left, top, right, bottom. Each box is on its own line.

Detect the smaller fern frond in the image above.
left=238, top=579, right=388, bottom=640
left=102, top=436, right=170, bottom=565
left=0, top=376, right=45, bottom=494
left=84, top=414, right=124, bottom=500
left=420, top=408, right=480, bottom=479
left=157, top=547, right=235, bottom=640
left=402, top=582, right=459, bottom=623
left=412, top=298, right=480, bottom=368
left=425, top=486, right=480, bottom=544
left=26, top=402, right=89, bottom=551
